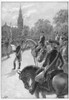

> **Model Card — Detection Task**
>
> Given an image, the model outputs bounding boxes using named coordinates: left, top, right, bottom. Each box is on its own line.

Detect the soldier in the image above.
left=29, top=40, right=64, bottom=94
left=35, top=35, right=46, bottom=58
left=5, top=38, right=10, bottom=58
left=12, top=42, right=22, bottom=70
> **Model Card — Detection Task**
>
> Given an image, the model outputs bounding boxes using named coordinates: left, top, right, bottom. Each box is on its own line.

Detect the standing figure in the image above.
left=5, top=38, right=10, bottom=58
left=12, top=42, right=22, bottom=70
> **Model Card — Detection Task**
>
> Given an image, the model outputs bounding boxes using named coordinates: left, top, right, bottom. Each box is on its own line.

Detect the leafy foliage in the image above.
left=30, top=19, right=53, bottom=40
left=54, top=9, right=68, bottom=43
left=53, top=9, right=68, bottom=25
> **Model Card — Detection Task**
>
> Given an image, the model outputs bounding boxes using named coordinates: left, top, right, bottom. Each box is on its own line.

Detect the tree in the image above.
left=30, top=19, right=53, bottom=40
left=53, top=9, right=68, bottom=25
left=53, top=9, right=68, bottom=42
left=53, top=9, right=68, bottom=64
left=22, top=25, right=30, bottom=37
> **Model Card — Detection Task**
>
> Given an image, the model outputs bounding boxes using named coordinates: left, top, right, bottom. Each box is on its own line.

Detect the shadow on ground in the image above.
left=5, top=70, right=18, bottom=78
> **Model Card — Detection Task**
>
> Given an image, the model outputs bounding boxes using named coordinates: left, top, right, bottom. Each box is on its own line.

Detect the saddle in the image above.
left=39, top=69, right=63, bottom=91
left=44, top=69, right=63, bottom=80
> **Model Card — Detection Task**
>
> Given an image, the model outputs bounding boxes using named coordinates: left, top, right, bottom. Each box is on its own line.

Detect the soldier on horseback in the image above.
left=31, top=35, right=47, bottom=66
left=34, top=35, right=46, bottom=58
left=29, top=39, right=64, bottom=94
left=42, top=40, right=64, bottom=89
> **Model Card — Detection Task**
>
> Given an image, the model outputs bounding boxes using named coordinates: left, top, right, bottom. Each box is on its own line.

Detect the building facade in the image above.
left=1, top=6, right=24, bottom=57
left=2, top=6, right=23, bottom=43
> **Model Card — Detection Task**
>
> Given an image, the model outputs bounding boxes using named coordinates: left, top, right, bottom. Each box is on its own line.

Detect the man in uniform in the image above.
left=34, top=35, right=46, bottom=58
left=5, top=38, right=10, bottom=58
left=29, top=40, right=64, bottom=94
left=12, top=42, right=22, bottom=70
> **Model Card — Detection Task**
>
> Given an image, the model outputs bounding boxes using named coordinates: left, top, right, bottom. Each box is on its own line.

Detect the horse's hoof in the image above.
left=29, top=88, right=34, bottom=95
left=29, top=90, right=34, bottom=95
left=57, top=95, right=64, bottom=98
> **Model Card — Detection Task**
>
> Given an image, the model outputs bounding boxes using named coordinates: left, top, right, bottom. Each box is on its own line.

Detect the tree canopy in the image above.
left=53, top=9, right=68, bottom=25
left=53, top=9, right=68, bottom=42
left=30, top=19, right=53, bottom=40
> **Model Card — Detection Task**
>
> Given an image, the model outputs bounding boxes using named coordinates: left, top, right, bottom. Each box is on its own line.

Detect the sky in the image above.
left=1, top=2, right=67, bottom=28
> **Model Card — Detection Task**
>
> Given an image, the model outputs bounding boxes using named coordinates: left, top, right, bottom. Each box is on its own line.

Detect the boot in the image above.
left=7, top=53, right=10, bottom=58
left=12, top=62, right=16, bottom=70
left=29, top=81, right=38, bottom=95
left=46, top=81, right=51, bottom=91
left=18, top=62, right=21, bottom=69
left=45, top=75, right=51, bottom=91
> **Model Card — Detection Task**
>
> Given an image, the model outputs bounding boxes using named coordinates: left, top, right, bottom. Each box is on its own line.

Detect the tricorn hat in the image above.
left=49, top=39, right=60, bottom=45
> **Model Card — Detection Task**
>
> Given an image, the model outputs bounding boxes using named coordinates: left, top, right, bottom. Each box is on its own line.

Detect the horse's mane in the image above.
left=21, top=65, right=39, bottom=74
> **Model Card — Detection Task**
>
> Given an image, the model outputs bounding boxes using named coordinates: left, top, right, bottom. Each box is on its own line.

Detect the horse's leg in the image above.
left=41, top=91, right=46, bottom=98
left=56, top=86, right=67, bottom=98
left=34, top=58, right=38, bottom=66
left=34, top=58, right=36, bottom=65
left=35, top=88, right=40, bottom=98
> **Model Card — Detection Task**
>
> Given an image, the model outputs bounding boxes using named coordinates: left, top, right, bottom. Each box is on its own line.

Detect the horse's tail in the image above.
left=26, top=39, right=37, bottom=46
left=52, top=72, right=68, bottom=96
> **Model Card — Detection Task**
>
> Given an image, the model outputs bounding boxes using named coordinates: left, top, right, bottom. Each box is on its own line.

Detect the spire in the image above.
left=17, top=4, right=23, bottom=31
left=19, top=4, right=22, bottom=17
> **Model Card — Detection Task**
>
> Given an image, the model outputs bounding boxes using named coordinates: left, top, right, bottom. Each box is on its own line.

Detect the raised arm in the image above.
left=43, top=52, right=50, bottom=67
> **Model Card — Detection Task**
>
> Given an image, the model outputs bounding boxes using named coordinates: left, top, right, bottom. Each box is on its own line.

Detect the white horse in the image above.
left=25, top=39, right=39, bottom=66
left=25, top=39, right=47, bottom=67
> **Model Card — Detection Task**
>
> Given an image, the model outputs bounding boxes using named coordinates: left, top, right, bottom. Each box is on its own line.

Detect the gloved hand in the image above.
left=44, top=65, right=49, bottom=72
left=36, top=68, right=44, bottom=75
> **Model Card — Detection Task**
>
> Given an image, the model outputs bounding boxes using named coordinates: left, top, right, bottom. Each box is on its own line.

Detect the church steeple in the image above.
left=17, top=4, right=23, bottom=31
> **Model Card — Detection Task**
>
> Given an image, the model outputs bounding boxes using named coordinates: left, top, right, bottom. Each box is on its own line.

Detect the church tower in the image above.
left=17, top=5, right=23, bottom=31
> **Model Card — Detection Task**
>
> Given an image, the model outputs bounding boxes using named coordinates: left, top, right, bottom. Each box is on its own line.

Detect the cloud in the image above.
left=12, top=15, right=18, bottom=20
left=2, top=7, right=19, bottom=14
left=1, top=2, right=67, bottom=28
left=1, top=3, right=34, bottom=18
left=22, top=3, right=34, bottom=9
left=24, top=9, right=37, bottom=18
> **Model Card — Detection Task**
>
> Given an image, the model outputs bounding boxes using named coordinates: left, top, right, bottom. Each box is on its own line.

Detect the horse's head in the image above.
left=18, top=65, right=39, bottom=90
left=17, top=70, right=30, bottom=89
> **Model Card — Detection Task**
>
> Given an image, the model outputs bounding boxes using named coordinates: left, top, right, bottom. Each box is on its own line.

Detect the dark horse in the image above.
left=18, top=65, right=68, bottom=98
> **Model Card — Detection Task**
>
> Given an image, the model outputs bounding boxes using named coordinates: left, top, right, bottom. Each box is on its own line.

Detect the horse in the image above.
left=25, top=39, right=37, bottom=65
left=18, top=65, right=68, bottom=98
left=25, top=39, right=47, bottom=66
